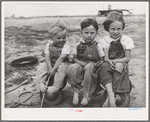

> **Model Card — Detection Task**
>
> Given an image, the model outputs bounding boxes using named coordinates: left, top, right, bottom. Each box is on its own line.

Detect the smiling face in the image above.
left=52, top=33, right=66, bottom=48
left=81, top=25, right=97, bottom=43
left=108, top=21, right=123, bottom=39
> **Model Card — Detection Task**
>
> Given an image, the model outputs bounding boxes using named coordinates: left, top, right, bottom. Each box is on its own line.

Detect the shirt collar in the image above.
left=81, top=39, right=96, bottom=43
left=107, top=36, right=122, bottom=43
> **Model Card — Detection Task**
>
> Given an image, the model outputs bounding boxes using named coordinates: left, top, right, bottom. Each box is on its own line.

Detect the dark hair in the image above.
left=80, top=18, right=98, bottom=31
left=103, top=11, right=125, bottom=31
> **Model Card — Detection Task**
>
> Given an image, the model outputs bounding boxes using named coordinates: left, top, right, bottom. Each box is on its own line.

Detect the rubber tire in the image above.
left=39, top=76, right=67, bottom=106
left=103, top=90, right=130, bottom=107
left=115, top=92, right=130, bottom=107
left=40, top=89, right=63, bottom=106
left=11, top=56, right=38, bottom=67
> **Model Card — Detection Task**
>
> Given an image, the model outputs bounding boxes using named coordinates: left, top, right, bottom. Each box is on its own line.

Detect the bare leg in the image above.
left=72, top=87, right=80, bottom=105
left=81, top=97, right=89, bottom=106
left=73, top=92, right=79, bottom=105
left=81, top=63, right=96, bottom=106
left=81, top=94, right=89, bottom=106
left=46, top=86, right=59, bottom=94
left=104, top=83, right=116, bottom=107
left=67, top=63, right=83, bottom=105
left=102, top=97, right=109, bottom=107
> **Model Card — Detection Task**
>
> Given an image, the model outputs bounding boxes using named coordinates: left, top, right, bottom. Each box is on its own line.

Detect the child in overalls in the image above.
left=36, top=21, right=70, bottom=98
left=99, top=11, right=134, bottom=107
left=67, top=18, right=105, bottom=106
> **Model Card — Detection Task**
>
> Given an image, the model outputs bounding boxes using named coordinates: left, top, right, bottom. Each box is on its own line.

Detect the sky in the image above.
left=3, top=2, right=148, bottom=17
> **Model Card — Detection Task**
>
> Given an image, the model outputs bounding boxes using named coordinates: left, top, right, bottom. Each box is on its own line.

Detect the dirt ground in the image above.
left=4, top=15, right=146, bottom=108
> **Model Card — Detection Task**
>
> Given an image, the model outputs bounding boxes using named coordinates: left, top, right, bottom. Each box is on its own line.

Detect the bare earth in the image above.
left=4, top=15, right=146, bottom=108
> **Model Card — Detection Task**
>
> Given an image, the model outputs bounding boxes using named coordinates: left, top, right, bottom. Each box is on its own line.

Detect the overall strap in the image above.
left=77, top=41, right=100, bottom=62
left=49, top=43, right=62, bottom=66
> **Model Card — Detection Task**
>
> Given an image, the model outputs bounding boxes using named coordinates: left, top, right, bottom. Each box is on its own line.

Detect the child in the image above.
left=99, top=11, right=134, bottom=107
left=37, top=20, right=70, bottom=99
left=67, top=18, right=105, bottom=106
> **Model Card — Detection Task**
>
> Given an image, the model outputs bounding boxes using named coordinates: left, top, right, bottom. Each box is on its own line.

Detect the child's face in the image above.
left=52, top=33, right=66, bottom=47
left=108, top=21, right=123, bottom=39
left=82, top=25, right=97, bottom=43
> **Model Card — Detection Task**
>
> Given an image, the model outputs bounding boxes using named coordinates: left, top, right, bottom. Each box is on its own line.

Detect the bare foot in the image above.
left=108, top=96, right=116, bottom=107
left=39, top=83, right=47, bottom=93
left=73, top=92, right=79, bottom=105
left=46, top=86, right=59, bottom=94
left=81, top=97, right=88, bottom=106
left=102, top=97, right=109, bottom=107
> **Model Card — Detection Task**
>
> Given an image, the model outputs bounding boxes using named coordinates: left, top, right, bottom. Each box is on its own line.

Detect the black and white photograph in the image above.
left=2, top=1, right=149, bottom=120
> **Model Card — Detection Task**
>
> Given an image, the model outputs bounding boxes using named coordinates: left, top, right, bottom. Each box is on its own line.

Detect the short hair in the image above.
left=80, top=18, right=98, bottom=31
left=48, top=20, right=67, bottom=38
left=103, top=11, right=125, bottom=31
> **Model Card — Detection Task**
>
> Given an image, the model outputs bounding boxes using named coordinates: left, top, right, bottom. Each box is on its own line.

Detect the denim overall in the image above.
left=99, top=38, right=132, bottom=93
left=67, top=41, right=102, bottom=100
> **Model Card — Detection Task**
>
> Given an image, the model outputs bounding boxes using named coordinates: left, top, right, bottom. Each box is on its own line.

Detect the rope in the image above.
left=5, top=78, right=30, bottom=94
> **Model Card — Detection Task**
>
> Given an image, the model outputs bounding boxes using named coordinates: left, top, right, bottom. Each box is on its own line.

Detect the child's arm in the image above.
left=45, top=43, right=52, bottom=72
left=49, top=54, right=68, bottom=76
left=112, top=36, right=133, bottom=64
left=45, top=51, right=52, bottom=71
left=103, top=48, right=115, bottom=67
left=94, top=43, right=105, bottom=67
left=104, top=47, right=131, bottom=66
left=112, top=50, right=131, bottom=64
left=39, top=44, right=52, bottom=93
left=39, top=49, right=53, bottom=93
left=94, top=57, right=104, bottom=67
left=74, top=54, right=87, bottom=67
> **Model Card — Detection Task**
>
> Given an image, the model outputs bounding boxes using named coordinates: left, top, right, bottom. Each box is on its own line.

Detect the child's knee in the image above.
left=84, top=63, right=94, bottom=70
left=58, top=63, right=67, bottom=69
left=71, top=63, right=81, bottom=68
left=98, top=62, right=111, bottom=73
left=67, top=63, right=82, bottom=73
left=115, top=62, right=124, bottom=73
left=101, top=62, right=110, bottom=68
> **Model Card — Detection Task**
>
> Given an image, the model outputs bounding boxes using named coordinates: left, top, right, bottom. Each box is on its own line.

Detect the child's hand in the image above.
left=49, top=69, right=56, bottom=77
left=112, top=59, right=121, bottom=65
left=39, top=82, right=48, bottom=93
left=93, top=60, right=104, bottom=72
left=47, top=69, right=55, bottom=79
left=108, top=60, right=115, bottom=68
left=94, top=60, right=104, bottom=68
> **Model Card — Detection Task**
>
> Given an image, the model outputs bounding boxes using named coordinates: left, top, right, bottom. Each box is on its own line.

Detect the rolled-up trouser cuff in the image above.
left=102, top=79, right=112, bottom=87
left=72, top=86, right=81, bottom=93
left=98, top=63, right=112, bottom=86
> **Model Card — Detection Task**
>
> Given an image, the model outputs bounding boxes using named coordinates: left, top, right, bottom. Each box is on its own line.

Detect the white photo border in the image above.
left=1, top=1, right=149, bottom=121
